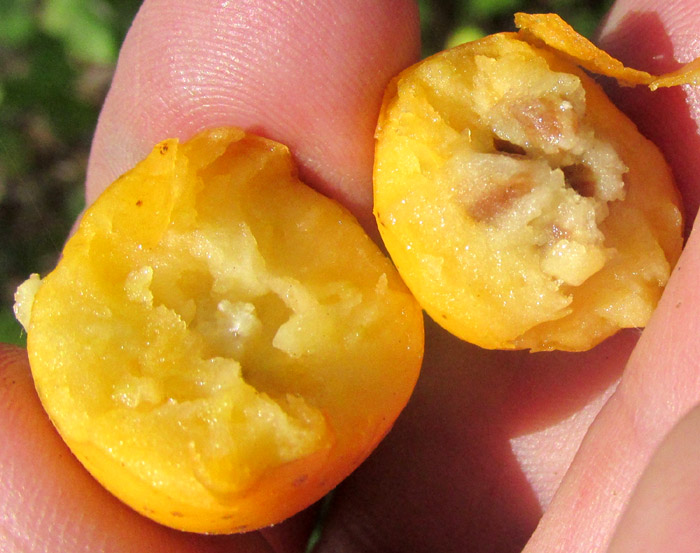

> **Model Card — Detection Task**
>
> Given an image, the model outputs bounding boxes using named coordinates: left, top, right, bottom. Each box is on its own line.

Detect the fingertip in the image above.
left=87, top=0, right=420, bottom=228
left=600, top=0, right=700, bottom=64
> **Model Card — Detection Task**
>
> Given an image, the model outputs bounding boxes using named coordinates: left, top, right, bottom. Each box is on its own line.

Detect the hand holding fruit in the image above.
left=2, top=1, right=700, bottom=552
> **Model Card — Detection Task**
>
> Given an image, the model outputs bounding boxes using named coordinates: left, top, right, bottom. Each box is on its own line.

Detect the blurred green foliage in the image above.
left=0, top=0, right=611, bottom=346
left=419, top=0, right=612, bottom=57
left=0, top=0, right=140, bottom=345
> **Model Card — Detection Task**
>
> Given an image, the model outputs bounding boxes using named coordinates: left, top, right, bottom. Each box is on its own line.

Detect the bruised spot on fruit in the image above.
left=293, top=474, right=308, bottom=486
left=374, top=13, right=685, bottom=351
left=509, top=97, right=580, bottom=150
left=467, top=174, right=534, bottom=222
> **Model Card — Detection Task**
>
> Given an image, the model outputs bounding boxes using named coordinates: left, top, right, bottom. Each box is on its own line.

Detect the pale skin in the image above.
left=1, top=0, right=700, bottom=551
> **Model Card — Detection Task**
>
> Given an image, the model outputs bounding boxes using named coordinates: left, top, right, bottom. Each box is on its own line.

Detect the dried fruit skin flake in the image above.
left=374, top=13, right=686, bottom=351
left=15, top=127, right=424, bottom=533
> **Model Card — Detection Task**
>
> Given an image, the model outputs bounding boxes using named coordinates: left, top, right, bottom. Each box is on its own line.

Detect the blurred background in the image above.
left=0, top=0, right=612, bottom=346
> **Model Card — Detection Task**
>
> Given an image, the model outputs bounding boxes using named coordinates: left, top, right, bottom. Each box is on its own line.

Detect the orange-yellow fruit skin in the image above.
left=20, top=127, right=424, bottom=533
left=374, top=28, right=683, bottom=352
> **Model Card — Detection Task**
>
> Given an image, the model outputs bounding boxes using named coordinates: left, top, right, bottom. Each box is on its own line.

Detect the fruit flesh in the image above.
left=374, top=21, right=683, bottom=351
left=16, top=127, right=424, bottom=533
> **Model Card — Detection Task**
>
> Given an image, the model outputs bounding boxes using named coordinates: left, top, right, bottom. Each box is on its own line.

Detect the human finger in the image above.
left=606, top=403, right=700, bottom=553
left=86, top=0, right=420, bottom=232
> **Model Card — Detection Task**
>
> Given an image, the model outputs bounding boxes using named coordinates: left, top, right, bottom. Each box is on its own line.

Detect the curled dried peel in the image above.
left=17, top=127, right=424, bottom=532
left=515, top=12, right=700, bottom=90
left=374, top=15, right=685, bottom=351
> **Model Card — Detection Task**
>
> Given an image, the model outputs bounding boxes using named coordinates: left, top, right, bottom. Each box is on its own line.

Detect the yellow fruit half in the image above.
left=16, top=127, right=424, bottom=533
left=374, top=14, right=685, bottom=351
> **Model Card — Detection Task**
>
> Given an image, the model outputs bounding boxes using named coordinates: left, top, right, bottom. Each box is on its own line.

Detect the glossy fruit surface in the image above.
left=374, top=15, right=684, bottom=351
left=17, top=127, right=424, bottom=533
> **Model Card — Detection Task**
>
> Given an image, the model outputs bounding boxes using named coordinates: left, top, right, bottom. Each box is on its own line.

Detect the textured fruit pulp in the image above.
left=374, top=35, right=682, bottom=350
left=24, top=128, right=424, bottom=531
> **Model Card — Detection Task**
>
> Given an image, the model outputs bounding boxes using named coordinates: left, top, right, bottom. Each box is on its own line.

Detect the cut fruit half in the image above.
left=16, top=127, right=424, bottom=533
left=373, top=14, right=685, bottom=351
